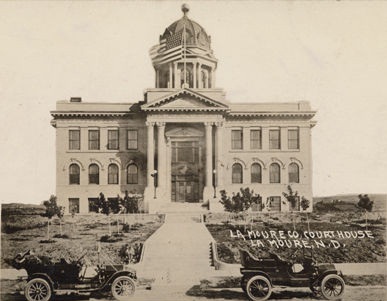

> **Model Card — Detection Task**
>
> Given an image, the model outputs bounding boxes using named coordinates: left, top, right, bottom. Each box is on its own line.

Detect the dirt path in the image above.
left=1, top=285, right=386, bottom=301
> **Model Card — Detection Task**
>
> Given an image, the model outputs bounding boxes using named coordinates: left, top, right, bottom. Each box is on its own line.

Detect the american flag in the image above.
left=149, top=29, right=186, bottom=66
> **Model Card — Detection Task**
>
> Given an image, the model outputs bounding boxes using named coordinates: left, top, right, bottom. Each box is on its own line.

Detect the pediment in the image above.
left=142, top=89, right=229, bottom=112
left=165, top=126, right=204, bottom=137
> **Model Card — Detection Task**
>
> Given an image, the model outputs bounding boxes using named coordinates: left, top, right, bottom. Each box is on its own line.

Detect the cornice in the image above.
left=227, top=111, right=316, bottom=119
left=51, top=111, right=138, bottom=118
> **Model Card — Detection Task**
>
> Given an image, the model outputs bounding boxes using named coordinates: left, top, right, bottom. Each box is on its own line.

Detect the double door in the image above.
left=171, top=140, right=202, bottom=202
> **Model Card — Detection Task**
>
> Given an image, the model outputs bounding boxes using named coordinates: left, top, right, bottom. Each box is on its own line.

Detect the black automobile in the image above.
left=240, top=249, right=345, bottom=301
left=12, top=250, right=137, bottom=301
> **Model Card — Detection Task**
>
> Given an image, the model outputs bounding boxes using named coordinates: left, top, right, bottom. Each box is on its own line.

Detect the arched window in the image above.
left=108, top=164, right=119, bottom=184
left=289, top=163, right=300, bottom=183
left=69, top=164, right=80, bottom=185
left=232, top=163, right=243, bottom=184
left=127, top=164, right=138, bottom=184
left=251, top=163, right=262, bottom=183
left=89, top=164, right=99, bottom=184
left=201, top=70, right=208, bottom=88
left=180, top=67, right=193, bottom=88
left=270, top=163, right=280, bottom=183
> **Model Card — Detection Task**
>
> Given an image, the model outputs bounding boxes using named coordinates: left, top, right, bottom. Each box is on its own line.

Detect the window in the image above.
left=108, top=130, right=119, bottom=150
left=251, top=163, right=262, bottom=183
left=127, top=164, right=138, bottom=184
left=270, top=163, right=280, bottom=183
left=250, top=129, right=261, bottom=149
left=69, top=164, right=80, bottom=185
left=88, top=130, right=100, bottom=150
left=89, top=164, right=99, bottom=184
left=69, top=130, right=80, bottom=150
left=231, top=130, right=243, bottom=149
left=290, top=196, right=300, bottom=211
left=288, top=129, right=299, bottom=149
left=127, top=130, right=138, bottom=150
left=68, top=198, right=79, bottom=214
left=289, top=163, right=300, bottom=183
left=88, top=198, right=99, bottom=213
left=108, top=164, right=119, bottom=184
left=269, top=129, right=280, bottom=149
left=232, top=163, right=243, bottom=184
left=268, top=196, right=281, bottom=211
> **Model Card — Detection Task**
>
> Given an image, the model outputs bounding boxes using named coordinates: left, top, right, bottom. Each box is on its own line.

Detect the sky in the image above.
left=0, top=1, right=386, bottom=204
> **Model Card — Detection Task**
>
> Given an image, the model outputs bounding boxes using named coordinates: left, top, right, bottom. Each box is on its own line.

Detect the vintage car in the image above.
left=12, top=249, right=137, bottom=301
left=240, top=249, right=345, bottom=301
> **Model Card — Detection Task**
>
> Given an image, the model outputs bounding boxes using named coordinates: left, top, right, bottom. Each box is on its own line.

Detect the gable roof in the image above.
left=141, top=88, right=229, bottom=112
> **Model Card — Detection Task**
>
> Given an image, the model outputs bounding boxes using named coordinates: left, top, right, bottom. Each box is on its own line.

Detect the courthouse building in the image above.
left=51, top=6, right=316, bottom=214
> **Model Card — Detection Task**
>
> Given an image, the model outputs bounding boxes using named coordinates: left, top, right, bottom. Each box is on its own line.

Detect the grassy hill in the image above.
left=1, top=203, right=46, bottom=216
left=313, top=193, right=386, bottom=212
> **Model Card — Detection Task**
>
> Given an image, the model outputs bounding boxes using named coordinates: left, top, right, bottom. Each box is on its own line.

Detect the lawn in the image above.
left=205, top=211, right=386, bottom=264
left=1, top=211, right=164, bottom=268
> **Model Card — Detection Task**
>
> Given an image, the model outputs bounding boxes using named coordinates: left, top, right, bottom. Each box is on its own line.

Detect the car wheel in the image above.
left=24, top=278, right=52, bottom=301
left=246, top=275, right=272, bottom=301
left=320, top=274, right=345, bottom=300
left=111, top=276, right=136, bottom=300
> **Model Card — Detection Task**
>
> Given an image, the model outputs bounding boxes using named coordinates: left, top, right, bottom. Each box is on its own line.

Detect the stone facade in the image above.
left=51, top=7, right=316, bottom=214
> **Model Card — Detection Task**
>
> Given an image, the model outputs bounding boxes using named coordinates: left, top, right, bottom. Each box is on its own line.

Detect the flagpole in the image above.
left=183, top=22, right=186, bottom=87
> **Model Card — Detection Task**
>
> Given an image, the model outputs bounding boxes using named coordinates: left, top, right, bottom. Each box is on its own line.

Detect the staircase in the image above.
left=137, top=212, right=214, bottom=286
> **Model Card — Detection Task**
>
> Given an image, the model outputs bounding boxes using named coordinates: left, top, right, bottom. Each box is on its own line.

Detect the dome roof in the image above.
left=160, top=6, right=211, bottom=50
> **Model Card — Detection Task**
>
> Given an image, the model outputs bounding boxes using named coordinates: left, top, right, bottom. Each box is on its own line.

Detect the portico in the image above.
left=143, top=109, right=226, bottom=212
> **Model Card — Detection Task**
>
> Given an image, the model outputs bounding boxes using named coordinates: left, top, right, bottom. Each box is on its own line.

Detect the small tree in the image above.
left=357, top=194, right=373, bottom=228
left=98, top=192, right=112, bottom=236
left=42, top=195, right=61, bottom=240
left=220, top=188, right=261, bottom=225
left=300, top=196, right=311, bottom=232
left=57, top=206, right=65, bottom=236
left=283, top=185, right=299, bottom=230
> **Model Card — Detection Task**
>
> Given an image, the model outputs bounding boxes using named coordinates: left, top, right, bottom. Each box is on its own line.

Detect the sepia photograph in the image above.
left=1, top=1, right=386, bottom=301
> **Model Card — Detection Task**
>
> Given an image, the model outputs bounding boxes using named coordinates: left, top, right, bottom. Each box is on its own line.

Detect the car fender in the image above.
left=28, top=273, right=55, bottom=290
left=317, top=270, right=340, bottom=282
left=101, top=271, right=136, bottom=290
left=242, top=270, right=273, bottom=285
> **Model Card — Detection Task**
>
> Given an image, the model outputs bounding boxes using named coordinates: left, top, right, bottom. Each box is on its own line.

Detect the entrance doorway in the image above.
left=171, top=141, right=202, bottom=202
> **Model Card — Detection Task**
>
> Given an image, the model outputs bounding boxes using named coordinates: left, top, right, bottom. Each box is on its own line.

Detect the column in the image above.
left=174, top=62, right=178, bottom=88
left=215, top=121, right=224, bottom=188
left=193, top=62, right=197, bottom=88
left=205, top=122, right=213, bottom=188
left=169, top=63, right=173, bottom=88
left=198, top=64, right=202, bottom=88
left=156, top=69, right=160, bottom=88
left=146, top=122, right=154, bottom=187
left=212, top=68, right=216, bottom=88
left=157, top=122, right=166, bottom=196
left=202, top=122, right=213, bottom=202
left=210, top=69, right=214, bottom=88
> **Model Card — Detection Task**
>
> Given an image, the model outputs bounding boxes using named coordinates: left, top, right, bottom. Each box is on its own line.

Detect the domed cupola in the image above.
left=150, top=4, right=218, bottom=89
left=161, top=5, right=211, bottom=50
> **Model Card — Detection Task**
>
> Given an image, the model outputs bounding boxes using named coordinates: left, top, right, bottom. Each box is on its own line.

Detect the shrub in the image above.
left=39, top=239, right=56, bottom=244
left=219, top=188, right=262, bottom=213
left=100, top=235, right=123, bottom=243
left=53, top=234, right=70, bottom=239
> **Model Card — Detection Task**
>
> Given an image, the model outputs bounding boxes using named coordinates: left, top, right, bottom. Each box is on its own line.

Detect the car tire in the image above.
left=246, top=275, right=272, bottom=301
left=111, top=275, right=136, bottom=300
left=24, top=278, right=52, bottom=301
left=320, top=274, right=345, bottom=300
